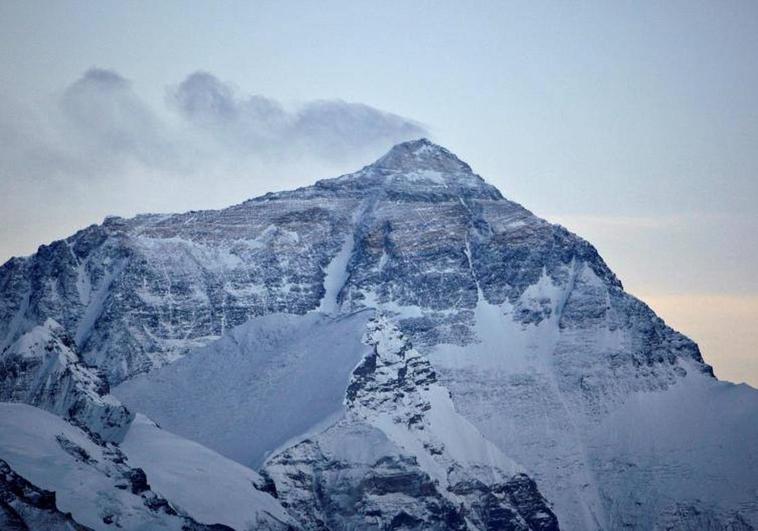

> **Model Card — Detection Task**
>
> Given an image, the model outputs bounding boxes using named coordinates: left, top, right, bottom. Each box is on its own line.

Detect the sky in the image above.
left=0, top=0, right=756, bottom=385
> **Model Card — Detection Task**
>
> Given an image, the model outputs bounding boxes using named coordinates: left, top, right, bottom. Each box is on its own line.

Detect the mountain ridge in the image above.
left=1, top=138, right=754, bottom=530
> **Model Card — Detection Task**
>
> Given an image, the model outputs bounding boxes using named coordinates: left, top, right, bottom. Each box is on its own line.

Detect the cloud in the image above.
left=294, top=99, right=425, bottom=159
left=168, top=71, right=426, bottom=160
left=0, top=68, right=427, bottom=185
left=170, top=71, right=242, bottom=124
left=59, top=68, right=175, bottom=168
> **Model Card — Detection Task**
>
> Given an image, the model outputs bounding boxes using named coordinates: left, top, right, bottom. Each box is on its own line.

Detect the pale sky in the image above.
left=1, top=0, right=756, bottom=385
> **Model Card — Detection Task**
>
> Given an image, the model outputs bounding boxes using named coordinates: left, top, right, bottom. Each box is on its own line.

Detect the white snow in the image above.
left=136, top=236, right=245, bottom=273
left=430, top=263, right=610, bottom=529
left=434, top=267, right=566, bottom=373
left=359, top=289, right=425, bottom=319
left=122, top=414, right=294, bottom=530
left=317, top=202, right=371, bottom=315
left=402, top=169, right=446, bottom=184
left=75, top=258, right=126, bottom=346
left=428, top=261, right=758, bottom=529
left=114, top=311, right=373, bottom=468
left=1, top=319, right=132, bottom=442
left=317, top=233, right=354, bottom=314
left=0, top=403, right=184, bottom=530
left=0, top=289, right=31, bottom=351
left=75, top=259, right=92, bottom=305
left=352, top=317, right=522, bottom=491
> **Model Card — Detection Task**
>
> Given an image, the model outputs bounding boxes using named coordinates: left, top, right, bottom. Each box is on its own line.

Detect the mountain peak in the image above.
left=259, top=138, right=501, bottom=202
left=372, top=137, right=473, bottom=174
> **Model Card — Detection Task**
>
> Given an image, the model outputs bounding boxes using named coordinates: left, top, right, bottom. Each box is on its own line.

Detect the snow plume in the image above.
left=60, top=68, right=173, bottom=168
left=0, top=68, right=184, bottom=185
left=1, top=67, right=426, bottom=179
left=169, top=71, right=425, bottom=160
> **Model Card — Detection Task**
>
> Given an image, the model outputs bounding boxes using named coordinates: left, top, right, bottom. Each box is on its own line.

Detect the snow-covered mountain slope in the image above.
left=115, top=311, right=373, bottom=468
left=116, top=311, right=559, bottom=529
left=1, top=138, right=757, bottom=529
left=0, top=190, right=358, bottom=385
left=0, top=319, right=131, bottom=442
left=0, top=319, right=296, bottom=529
left=0, top=139, right=708, bottom=388
left=0, top=139, right=700, bottom=383
left=265, top=316, right=558, bottom=530
left=0, top=457, right=91, bottom=530
left=0, top=403, right=294, bottom=531
left=121, top=414, right=296, bottom=530
left=0, top=403, right=215, bottom=530
left=429, top=269, right=758, bottom=529
left=586, top=375, right=757, bottom=529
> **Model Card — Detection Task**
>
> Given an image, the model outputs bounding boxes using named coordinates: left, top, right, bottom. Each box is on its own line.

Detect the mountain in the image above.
left=0, top=456, right=91, bottom=531
left=116, top=313, right=559, bottom=529
left=1, top=138, right=756, bottom=530
left=0, top=402, right=295, bottom=530
left=0, top=318, right=131, bottom=442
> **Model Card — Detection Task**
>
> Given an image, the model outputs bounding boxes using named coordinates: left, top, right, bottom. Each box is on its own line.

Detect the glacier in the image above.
left=1, top=138, right=756, bottom=530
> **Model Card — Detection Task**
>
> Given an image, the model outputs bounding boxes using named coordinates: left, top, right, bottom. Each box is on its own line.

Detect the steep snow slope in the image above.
left=0, top=403, right=216, bottom=530
left=121, top=414, right=295, bottom=530
left=430, top=261, right=758, bottom=529
left=0, top=403, right=293, bottom=530
left=0, top=458, right=91, bottom=530
left=0, top=320, right=296, bottom=528
left=115, top=311, right=373, bottom=467
left=117, top=312, right=560, bottom=529
left=0, top=201, right=357, bottom=385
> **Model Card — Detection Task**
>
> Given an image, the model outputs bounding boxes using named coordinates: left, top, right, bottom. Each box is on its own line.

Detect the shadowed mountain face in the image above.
left=2, top=139, right=756, bottom=530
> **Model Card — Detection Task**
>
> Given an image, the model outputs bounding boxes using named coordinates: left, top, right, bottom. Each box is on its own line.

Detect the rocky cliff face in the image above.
left=0, top=318, right=131, bottom=442
left=266, top=316, right=558, bottom=531
left=1, top=138, right=756, bottom=530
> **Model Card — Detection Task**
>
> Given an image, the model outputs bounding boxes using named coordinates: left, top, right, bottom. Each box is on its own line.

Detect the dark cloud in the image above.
left=168, top=71, right=289, bottom=152
left=70, top=67, right=130, bottom=89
